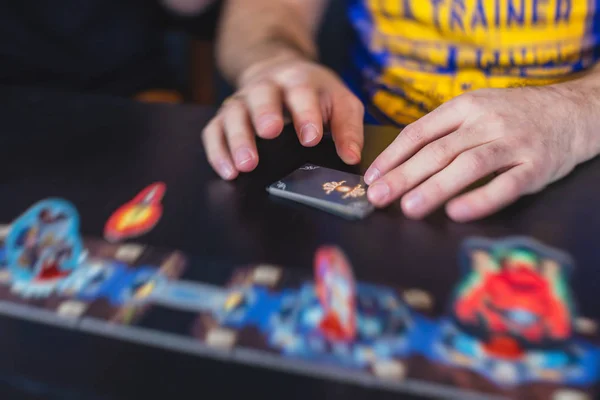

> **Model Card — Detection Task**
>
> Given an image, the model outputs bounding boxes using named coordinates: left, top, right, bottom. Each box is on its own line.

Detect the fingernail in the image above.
left=300, top=124, right=319, bottom=145
left=234, top=148, right=253, bottom=166
left=403, top=192, right=424, bottom=212
left=367, top=181, right=390, bottom=204
left=364, top=167, right=380, bottom=185
left=218, top=161, right=235, bottom=179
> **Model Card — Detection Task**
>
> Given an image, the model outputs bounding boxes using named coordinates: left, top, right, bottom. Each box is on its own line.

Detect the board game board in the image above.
left=0, top=198, right=598, bottom=400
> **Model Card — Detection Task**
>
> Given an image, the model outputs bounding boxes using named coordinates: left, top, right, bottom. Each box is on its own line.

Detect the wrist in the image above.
left=552, top=77, right=600, bottom=162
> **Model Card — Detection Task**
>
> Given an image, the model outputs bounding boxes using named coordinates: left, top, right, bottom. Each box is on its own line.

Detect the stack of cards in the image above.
left=266, top=164, right=375, bottom=220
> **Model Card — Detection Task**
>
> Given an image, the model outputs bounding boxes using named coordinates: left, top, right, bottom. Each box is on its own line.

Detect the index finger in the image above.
left=284, top=85, right=324, bottom=146
left=364, top=97, right=469, bottom=184
left=329, top=91, right=365, bottom=165
left=245, top=81, right=285, bottom=140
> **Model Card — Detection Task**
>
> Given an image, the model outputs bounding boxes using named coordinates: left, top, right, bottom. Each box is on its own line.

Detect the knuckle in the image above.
left=402, top=123, right=425, bottom=145
left=231, top=98, right=247, bottom=111
left=376, top=150, right=396, bottom=170
left=427, top=178, right=447, bottom=198
left=487, top=142, right=506, bottom=159
left=351, top=100, right=365, bottom=116
left=226, top=128, right=249, bottom=143
left=456, top=93, right=478, bottom=113
left=253, top=104, right=279, bottom=119
left=503, top=172, right=526, bottom=196
left=484, top=111, right=506, bottom=128
left=342, top=94, right=364, bottom=114
left=463, top=150, right=488, bottom=172
left=201, top=120, right=220, bottom=141
left=484, top=110, right=500, bottom=122
left=222, top=98, right=245, bottom=114
left=275, top=65, right=311, bottom=86
left=379, top=168, right=406, bottom=197
left=525, top=157, right=553, bottom=187
left=429, top=141, right=451, bottom=166
left=457, top=124, right=476, bottom=139
left=246, top=78, right=275, bottom=93
left=527, top=155, right=546, bottom=174
left=338, top=120, right=364, bottom=143
left=386, top=171, right=408, bottom=194
left=504, top=134, right=529, bottom=149
left=287, top=83, right=316, bottom=97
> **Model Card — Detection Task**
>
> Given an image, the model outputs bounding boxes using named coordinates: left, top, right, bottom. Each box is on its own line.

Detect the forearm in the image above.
left=216, top=0, right=328, bottom=87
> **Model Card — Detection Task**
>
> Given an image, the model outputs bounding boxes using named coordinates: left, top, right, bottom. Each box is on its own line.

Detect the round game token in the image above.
left=5, top=198, right=84, bottom=284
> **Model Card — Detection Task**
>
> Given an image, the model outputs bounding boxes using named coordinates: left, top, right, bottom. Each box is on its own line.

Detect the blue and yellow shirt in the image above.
left=347, top=0, right=599, bottom=125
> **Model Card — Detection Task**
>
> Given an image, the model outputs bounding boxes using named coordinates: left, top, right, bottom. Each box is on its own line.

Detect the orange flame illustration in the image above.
left=104, top=182, right=166, bottom=242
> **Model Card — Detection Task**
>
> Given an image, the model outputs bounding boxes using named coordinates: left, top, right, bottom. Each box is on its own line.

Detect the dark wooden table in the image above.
left=0, top=85, right=599, bottom=399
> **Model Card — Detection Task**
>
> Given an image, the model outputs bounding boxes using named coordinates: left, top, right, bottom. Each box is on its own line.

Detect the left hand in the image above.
left=364, top=85, right=595, bottom=222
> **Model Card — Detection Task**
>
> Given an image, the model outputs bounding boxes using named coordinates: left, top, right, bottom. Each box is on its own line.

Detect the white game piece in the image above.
left=206, top=328, right=236, bottom=349
left=575, top=317, right=598, bottom=335
left=57, top=300, right=87, bottom=319
left=252, top=265, right=281, bottom=286
left=403, top=289, right=433, bottom=310
left=373, top=360, right=406, bottom=380
left=0, top=270, right=12, bottom=283
left=115, top=244, right=145, bottom=263
left=553, top=389, right=590, bottom=400
left=0, top=224, right=10, bottom=240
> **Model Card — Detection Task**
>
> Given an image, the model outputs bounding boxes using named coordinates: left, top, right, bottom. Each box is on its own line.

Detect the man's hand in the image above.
left=364, top=85, right=594, bottom=222
left=202, top=57, right=365, bottom=180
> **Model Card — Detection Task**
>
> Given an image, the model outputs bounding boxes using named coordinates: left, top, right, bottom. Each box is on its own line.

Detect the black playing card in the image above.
left=266, top=164, right=375, bottom=220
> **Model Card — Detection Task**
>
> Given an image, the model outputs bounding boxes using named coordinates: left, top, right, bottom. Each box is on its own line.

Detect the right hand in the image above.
left=201, top=57, right=366, bottom=180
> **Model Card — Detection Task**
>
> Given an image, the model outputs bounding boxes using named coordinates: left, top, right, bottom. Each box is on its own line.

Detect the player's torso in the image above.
left=348, top=0, right=600, bottom=125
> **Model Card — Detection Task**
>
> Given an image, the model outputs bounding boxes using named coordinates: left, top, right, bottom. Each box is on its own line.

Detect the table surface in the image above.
left=0, top=85, right=599, bottom=399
